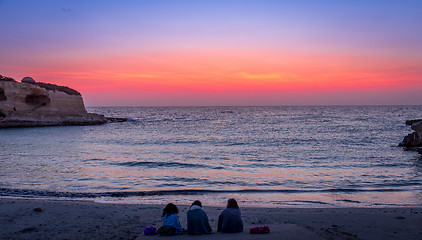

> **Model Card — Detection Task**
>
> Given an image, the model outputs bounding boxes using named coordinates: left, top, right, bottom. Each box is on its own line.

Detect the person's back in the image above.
left=186, top=201, right=212, bottom=235
left=162, top=213, right=183, bottom=232
left=160, top=203, right=183, bottom=235
left=217, top=198, right=243, bottom=233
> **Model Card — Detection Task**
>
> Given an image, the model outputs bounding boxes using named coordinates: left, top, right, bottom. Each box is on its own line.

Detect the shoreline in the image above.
left=1, top=197, right=421, bottom=240
left=2, top=187, right=421, bottom=208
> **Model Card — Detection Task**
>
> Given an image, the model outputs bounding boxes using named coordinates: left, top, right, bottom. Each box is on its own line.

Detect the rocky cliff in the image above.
left=0, top=75, right=106, bottom=127
left=399, top=119, right=422, bottom=153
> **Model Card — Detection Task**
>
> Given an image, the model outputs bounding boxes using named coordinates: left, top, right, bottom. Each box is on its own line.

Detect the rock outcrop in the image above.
left=405, top=119, right=422, bottom=125
left=412, top=121, right=422, bottom=135
left=399, top=119, right=422, bottom=153
left=0, top=75, right=106, bottom=127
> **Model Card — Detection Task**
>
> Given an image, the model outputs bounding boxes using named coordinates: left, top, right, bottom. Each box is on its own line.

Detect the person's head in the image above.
left=162, top=203, right=179, bottom=217
left=226, top=198, right=239, bottom=209
left=191, top=200, right=202, bottom=207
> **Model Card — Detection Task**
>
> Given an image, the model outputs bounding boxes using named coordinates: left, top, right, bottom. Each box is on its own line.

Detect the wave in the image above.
left=1, top=187, right=417, bottom=200
left=112, top=161, right=224, bottom=170
left=336, top=199, right=361, bottom=203
left=133, top=117, right=213, bottom=124
left=126, top=117, right=137, bottom=122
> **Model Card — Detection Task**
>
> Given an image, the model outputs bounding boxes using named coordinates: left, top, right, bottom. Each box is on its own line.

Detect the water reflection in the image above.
left=2, top=106, right=422, bottom=207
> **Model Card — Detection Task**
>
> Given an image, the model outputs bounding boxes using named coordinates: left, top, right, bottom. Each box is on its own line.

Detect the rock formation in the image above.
left=0, top=75, right=106, bottom=127
left=405, top=119, right=422, bottom=125
left=399, top=119, right=422, bottom=153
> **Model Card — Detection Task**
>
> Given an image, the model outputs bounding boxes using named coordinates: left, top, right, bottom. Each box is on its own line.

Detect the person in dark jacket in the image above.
left=186, top=200, right=212, bottom=235
left=217, top=198, right=243, bottom=233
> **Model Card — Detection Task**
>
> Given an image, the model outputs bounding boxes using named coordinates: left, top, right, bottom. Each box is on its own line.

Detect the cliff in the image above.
left=399, top=119, right=422, bottom=153
left=0, top=75, right=106, bottom=127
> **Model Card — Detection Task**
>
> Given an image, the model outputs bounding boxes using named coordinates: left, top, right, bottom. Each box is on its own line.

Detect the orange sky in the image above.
left=3, top=49, right=420, bottom=106
left=1, top=1, right=421, bottom=106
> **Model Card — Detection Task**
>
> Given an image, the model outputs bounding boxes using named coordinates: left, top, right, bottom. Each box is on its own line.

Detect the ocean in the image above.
left=1, top=106, right=422, bottom=207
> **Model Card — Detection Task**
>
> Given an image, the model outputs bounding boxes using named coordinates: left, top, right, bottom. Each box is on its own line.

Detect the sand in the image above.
left=1, top=197, right=421, bottom=240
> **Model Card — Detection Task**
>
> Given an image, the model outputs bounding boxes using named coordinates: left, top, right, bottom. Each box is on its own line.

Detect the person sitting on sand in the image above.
left=217, top=198, right=243, bottom=233
left=160, top=203, right=183, bottom=235
left=186, top=200, right=212, bottom=235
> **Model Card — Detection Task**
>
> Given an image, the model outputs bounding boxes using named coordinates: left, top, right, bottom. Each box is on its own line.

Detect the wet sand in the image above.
left=1, top=198, right=421, bottom=240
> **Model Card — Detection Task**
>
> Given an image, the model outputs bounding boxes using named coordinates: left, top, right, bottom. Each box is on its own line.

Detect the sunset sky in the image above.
left=1, top=0, right=421, bottom=106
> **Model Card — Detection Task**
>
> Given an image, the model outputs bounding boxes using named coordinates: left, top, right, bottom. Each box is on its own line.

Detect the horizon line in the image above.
left=86, top=104, right=422, bottom=108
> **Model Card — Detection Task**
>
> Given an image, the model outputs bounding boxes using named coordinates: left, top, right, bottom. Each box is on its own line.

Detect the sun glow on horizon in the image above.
left=1, top=0, right=421, bottom=106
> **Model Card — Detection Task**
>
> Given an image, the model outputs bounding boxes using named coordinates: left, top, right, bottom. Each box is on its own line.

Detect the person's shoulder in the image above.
left=227, top=207, right=241, bottom=213
left=187, top=209, right=194, bottom=215
left=220, top=208, right=232, bottom=214
left=189, top=208, right=205, bottom=214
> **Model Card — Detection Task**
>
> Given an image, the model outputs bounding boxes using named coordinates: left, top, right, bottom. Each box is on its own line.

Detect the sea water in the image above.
left=1, top=106, right=422, bottom=207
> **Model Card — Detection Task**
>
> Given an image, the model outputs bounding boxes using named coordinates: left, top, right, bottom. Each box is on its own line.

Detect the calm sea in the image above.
left=1, top=106, right=422, bottom=207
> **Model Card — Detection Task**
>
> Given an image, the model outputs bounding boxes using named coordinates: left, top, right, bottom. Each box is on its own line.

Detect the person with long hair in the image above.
left=217, top=198, right=243, bottom=233
left=160, top=203, right=183, bottom=235
left=186, top=200, right=212, bottom=235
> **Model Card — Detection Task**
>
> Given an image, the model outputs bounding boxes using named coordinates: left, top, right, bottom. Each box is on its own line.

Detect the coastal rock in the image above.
left=399, top=132, right=422, bottom=147
left=405, top=119, right=422, bottom=125
left=0, top=75, right=106, bottom=127
left=21, top=77, right=36, bottom=84
left=106, top=117, right=128, bottom=123
left=411, top=121, right=422, bottom=136
left=399, top=119, right=422, bottom=150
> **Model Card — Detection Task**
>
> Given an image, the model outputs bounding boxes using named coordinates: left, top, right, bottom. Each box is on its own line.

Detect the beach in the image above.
left=1, top=198, right=421, bottom=240
left=2, top=0, right=422, bottom=238
left=1, top=107, right=422, bottom=239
